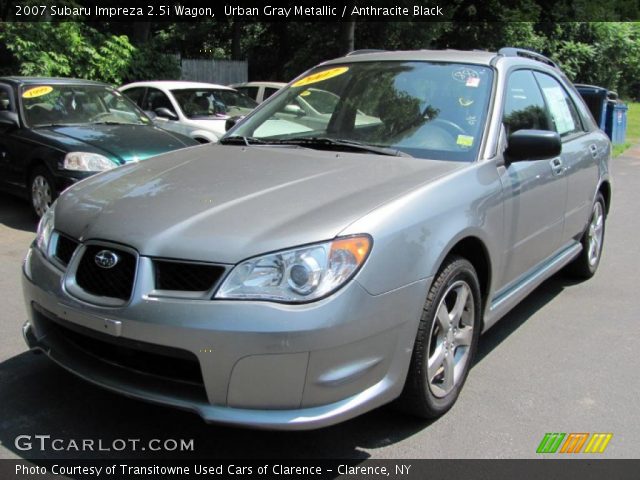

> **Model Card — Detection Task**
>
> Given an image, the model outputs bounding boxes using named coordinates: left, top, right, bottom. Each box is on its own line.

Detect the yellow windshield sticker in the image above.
left=457, top=135, right=474, bottom=147
left=292, top=67, right=349, bottom=88
left=22, top=86, right=53, bottom=99
left=299, top=90, right=312, bottom=97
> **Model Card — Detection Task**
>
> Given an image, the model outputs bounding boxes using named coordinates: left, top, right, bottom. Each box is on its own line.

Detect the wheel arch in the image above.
left=598, top=180, right=611, bottom=215
left=25, top=157, right=51, bottom=184
left=436, top=234, right=493, bottom=321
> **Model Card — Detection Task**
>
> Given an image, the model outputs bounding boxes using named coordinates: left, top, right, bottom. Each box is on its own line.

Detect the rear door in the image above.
left=533, top=72, right=601, bottom=242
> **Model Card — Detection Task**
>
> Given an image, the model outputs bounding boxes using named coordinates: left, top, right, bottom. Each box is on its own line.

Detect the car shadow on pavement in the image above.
left=0, top=192, right=37, bottom=233
left=0, top=351, right=433, bottom=464
left=473, top=271, right=581, bottom=364
left=0, top=272, right=580, bottom=468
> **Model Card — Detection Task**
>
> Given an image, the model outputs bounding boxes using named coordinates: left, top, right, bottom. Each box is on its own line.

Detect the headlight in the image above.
left=35, top=200, right=56, bottom=255
left=216, top=235, right=372, bottom=303
left=63, top=152, right=116, bottom=172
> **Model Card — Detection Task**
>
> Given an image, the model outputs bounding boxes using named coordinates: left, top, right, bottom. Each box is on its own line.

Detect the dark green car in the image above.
left=0, top=77, right=198, bottom=217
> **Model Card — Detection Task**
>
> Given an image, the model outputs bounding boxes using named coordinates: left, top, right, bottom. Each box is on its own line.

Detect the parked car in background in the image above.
left=22, top=48, right=611, bottom=429
left=0, top=77, right=197, bottom=217
left=231, top=81, right=285, bottom=103
left=120, top=81, right=258, bottom=143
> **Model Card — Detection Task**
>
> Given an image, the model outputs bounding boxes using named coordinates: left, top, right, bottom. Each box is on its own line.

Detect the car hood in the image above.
left=55, top=145, right=462, bottom=264
left=36, top=124, right=191, bottom=163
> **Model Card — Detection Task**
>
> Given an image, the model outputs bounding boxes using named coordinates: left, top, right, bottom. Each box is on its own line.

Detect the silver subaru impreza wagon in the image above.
left=22, top=48, right=611, bottom=429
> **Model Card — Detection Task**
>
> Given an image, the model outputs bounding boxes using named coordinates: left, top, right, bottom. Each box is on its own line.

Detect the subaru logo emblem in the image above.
left=94, top=250, right=119, bottom=269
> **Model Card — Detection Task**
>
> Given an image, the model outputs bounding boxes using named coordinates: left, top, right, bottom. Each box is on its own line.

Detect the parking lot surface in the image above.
left=1, top=148, right=638, bottom=459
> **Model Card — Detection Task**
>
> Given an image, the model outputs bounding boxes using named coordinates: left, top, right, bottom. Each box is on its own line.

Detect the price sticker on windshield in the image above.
left=22, top=86, right=53, bottom=98
left=456, top=135, right=474, bottom=147
left=292, top=67, right=349, bottom=88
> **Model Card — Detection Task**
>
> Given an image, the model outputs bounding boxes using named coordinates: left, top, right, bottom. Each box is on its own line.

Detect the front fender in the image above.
left=342, top=160, right=504, bottom=297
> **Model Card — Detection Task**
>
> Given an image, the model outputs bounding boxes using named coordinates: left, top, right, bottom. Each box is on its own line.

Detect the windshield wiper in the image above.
left=90, top=121, right=139, bottom=126
left=267, top=137, right=412, bottom=157
left=219, top=136, right=271, bottom=146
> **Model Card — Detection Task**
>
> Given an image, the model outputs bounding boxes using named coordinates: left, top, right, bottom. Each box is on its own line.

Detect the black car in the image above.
left=0, top=77, right=198, bottom=217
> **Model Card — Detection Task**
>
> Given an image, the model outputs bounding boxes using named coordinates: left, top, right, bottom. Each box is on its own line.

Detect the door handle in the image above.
left=589, top=144, right=598, bottom=159
left=549, top=157, right=564, bottom=176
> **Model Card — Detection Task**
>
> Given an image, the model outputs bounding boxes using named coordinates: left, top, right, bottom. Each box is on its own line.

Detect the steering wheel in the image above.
left=403, top=118, right=468, bottom=150
left=429, top=118, right=466, bottom=137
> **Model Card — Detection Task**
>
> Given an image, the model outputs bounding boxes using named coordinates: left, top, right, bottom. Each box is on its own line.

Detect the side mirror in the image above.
left=284, top=104, right=305, bottom=116
left=154, top=107, right=178, bottom=120
left=0, top=110, right=19, bottom=128
left=225, top=115, right=244, bottom=132
left=505, top=129, right=561, bottom=161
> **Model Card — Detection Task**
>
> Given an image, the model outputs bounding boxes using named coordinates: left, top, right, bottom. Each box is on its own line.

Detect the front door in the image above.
left=498, top=69, right=568, bottom=286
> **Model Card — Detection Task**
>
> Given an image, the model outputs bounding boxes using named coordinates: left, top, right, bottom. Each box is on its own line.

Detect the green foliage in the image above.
left=545, top=22, right=640, bottom=99
left=0, top=22, right=134, bottom=84
left=122, top=34, right=181, bottom=83
left=1, top=14, right=639, bottom=100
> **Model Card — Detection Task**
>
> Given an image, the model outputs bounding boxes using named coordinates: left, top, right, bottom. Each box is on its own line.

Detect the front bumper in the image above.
left=22, top=247, right=429, bottom=430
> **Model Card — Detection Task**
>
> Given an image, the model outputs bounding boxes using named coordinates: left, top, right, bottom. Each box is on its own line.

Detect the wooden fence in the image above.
left=180, top=59, right=248, bottom=85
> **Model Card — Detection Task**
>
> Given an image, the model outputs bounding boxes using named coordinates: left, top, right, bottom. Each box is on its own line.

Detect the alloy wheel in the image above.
left=427, top=280, right=475, bottom=398
left=31, top=175, right=53, bottom=217
left=587, top=201, right=604, bottom=266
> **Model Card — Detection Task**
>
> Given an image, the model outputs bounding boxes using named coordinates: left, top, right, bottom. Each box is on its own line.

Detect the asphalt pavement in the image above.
left=0, top=149, right=638, bottom=460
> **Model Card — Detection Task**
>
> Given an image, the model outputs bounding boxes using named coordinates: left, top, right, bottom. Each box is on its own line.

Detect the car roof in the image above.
left=120, top=81, right=234, bottom=91
left=322, top=49, right=498, bottom=67
left=232, top=81, right=287, bottom=89
left=0, top=76, right=108, bottom=87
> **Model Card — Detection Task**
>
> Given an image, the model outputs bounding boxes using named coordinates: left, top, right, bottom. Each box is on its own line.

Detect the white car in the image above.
left=119, top=81, right=258, bottom=143
left=231, top=81, right=286, bottom=103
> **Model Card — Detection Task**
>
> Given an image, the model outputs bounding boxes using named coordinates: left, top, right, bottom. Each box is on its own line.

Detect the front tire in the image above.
left=29, top=166, right=56, bottom=218
left=397, top=255, right=481, bottom=418
left=566, top=192, right=606, bottom=279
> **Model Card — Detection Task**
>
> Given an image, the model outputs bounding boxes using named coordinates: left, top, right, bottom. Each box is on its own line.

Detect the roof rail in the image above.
left=498, top=47, right=557, bottom=68
left=346, top=49, right=386, bottom=56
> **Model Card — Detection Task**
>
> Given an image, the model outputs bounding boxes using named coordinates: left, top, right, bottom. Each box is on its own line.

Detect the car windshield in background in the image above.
left=21, top=84, right=149, bottom=127
left=170, top=88, right=258, bottom=119
left=227, top=62, right=493, bottom=161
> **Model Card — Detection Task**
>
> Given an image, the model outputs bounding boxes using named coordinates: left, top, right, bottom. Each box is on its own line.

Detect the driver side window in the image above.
left=503, top=70, right=551, bottom=136
left=145, top=89, right=176, bottom=116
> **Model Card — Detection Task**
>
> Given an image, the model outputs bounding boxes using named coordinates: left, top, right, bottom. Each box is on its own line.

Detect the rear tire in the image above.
left=29, top=166, right=56, bottom=218
left=565, top=193, right=606, bottom=279
left=397, top=255, right=481, bottom=418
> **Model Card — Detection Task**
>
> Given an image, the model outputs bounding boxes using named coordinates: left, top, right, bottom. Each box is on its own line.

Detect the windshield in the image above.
left=170, top=88, right=258, bottom=119
left=21, top=84, right=149, bottom=127
left=226, top=61, right=494, bottom=161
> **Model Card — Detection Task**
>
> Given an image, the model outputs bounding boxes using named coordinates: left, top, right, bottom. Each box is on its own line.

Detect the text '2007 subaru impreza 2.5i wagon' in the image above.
left=22, top=48, right=611, bottom=430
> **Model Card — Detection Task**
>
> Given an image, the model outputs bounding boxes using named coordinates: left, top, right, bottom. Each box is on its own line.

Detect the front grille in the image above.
left=75, top=245, right=136, bottom=300
left=54, top=234, right=79, bottom=266
left=155, top=260, right=225, bottom=291
left=32, top=304, right=206, bottom=390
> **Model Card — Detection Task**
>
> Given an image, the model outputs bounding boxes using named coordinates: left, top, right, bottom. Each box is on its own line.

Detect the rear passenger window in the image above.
left=263, top=87, right=279, bottom=100
left=503, top=70, right=551, bottom=135
left=534, top=72, right=584, bottom=137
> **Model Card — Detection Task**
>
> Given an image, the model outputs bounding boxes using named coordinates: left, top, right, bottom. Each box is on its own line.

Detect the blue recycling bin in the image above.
left=605, top=102, right=628, bottom=145
left=575, top=84, right=608, bottom=130
left=575, top=84, right=628, bottom=144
